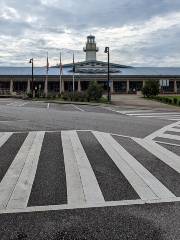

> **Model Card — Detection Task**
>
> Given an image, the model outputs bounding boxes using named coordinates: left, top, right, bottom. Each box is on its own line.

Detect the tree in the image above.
left=86, top=81, right=103, bottom=101
left=142, top=80, right=159, bottom=98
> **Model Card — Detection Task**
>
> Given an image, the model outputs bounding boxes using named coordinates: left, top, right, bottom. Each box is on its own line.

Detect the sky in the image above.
left=0, top=0, right=180, bottom=67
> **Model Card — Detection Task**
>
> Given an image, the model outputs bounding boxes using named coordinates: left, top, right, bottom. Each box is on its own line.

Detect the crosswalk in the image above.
left=0, top=129, right=180, bottom=214
left=118, top=110, right=180, bottom=121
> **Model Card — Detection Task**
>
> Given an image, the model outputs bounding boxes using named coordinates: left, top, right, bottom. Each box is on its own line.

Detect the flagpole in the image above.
left=45, top=52, right=49, bottom=97
left=73, top=53, right=75, bottom=94
left=59, top=52, right=62, bottom=94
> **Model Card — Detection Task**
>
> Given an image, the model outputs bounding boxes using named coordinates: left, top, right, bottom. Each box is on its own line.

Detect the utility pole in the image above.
left=104, top=47, right=111, bottom=102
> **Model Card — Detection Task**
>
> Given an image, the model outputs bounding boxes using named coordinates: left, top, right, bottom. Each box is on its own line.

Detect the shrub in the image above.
left=27, top=92, right=33, bottom=98
left=99, top=96, right=108, bottom=103
left=61, top=92, right=70, bottom=101
left=173, top=98, right=178, bottom=104
left=165, top=97, right=169, bottom=103
left=142, top=80, right=160, bottom=98
left=168, top=99, right=172, bottom=104
left=86, top=81, right=103, bottom=102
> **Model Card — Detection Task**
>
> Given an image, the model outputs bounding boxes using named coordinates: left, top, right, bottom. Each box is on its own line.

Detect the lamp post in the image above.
left=29, top=58, right=34, bottom=97
left=104, top=47, right=111, bottom=102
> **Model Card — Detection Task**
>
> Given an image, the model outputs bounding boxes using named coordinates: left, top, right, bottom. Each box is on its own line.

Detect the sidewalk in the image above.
left=111, top=94, right=180, bottom=109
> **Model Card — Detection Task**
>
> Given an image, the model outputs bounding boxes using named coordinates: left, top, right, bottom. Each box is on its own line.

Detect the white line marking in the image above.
left=61, top=131, right=85, bottom=205
left=6, top=131, right=45, bottom=209
left=1, top=196, right=180, bottom=215
left=133, top=137, right=180, bottom=174
left=72, top=104, right=85, bottom=112
left=47, top=103, right=50, bottom=109
left=93, top=131, right=175, bottom=200
left=167, top=118, right=180, bottom=121
left=127, top=112, right=180, bottom=116
left=0, top=120, right=29, bottom=123
left=68, top=131, right=105, bottom=203
left=0, top=199, right=144, bottom=214
left=145, top=121, right=180, bottom=140
left=168, top=127, right=180, bottom=133
left=133, top=115, right=180, bottom=119
left=17, top=102, right=29, bottom=107
left=0, top=132, right=41, bottom=210
left=7, top=101, right=20, bottom=106
left=0, top=132, right=13, bottom=148
left=155, top=141, right=180, bottom=147
left=101, top=107, right=152, bottom=114
left=159, top=133, right=180, bottom=141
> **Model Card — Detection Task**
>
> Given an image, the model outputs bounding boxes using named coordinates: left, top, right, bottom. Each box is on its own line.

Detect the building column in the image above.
left=10, top=79, right=13, bottom=94
left=126, top=80, right=129, bottom=93
left=61, top=80, right=65, bottom=92
left=110, top=80, right=114, bottom=93
left=78, top=80, right=81, bottom=92
left=174, top=80, right=177, bottom=93
left=27, top=79, right=31, bottom=94
left=143, top=80, right=146, bottom=87
left=44, top=76, right=48, bottom=97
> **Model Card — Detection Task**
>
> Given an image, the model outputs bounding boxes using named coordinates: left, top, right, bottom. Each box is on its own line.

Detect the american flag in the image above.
left=46, top=52, right=49, bottom=74
left=73, top=53, right=75, bottom=73
left=60, top=52, right=63, bottom=75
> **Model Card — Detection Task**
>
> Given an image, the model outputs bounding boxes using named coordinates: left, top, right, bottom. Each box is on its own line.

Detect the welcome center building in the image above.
left=0, top=35, right=180, bottom=96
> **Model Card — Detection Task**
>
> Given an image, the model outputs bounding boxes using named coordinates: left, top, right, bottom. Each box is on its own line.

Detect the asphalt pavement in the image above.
left=0, top=99, right=180, bottom=240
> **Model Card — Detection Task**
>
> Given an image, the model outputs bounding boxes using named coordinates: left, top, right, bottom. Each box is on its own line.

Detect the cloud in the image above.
left=0, top=0, right=180, bottom=66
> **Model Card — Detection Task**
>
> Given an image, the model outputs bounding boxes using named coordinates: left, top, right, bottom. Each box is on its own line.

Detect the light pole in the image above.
left=29, top=58, right=34, bottom=97
left=104, top=47, right=111, bottom=102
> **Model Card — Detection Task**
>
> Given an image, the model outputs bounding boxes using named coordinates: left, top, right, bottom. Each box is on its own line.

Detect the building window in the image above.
left=114, top=81, right=127, bottom=93
left=129, top=81, right=143, bottom=92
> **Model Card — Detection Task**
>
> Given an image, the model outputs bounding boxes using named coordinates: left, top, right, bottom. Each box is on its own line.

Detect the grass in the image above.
left=152, top=95, right=180, bottom=106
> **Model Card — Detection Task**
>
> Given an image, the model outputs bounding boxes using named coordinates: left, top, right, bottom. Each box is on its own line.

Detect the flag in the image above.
left=46, top=52, right=49, bottom=74
left=60, top=52, right=63, bottom=75
left=73, top=53, right=75, bottom=73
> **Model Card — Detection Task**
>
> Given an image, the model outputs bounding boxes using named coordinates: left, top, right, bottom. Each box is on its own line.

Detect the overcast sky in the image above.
left=0, top=0, right=180, bottom=67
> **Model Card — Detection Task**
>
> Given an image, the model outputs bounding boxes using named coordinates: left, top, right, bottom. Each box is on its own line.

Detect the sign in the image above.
left=160, top=80, right=169, bottom=87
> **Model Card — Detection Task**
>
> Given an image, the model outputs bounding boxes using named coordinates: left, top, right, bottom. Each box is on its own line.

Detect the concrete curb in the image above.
left=33, top=99, right=111, bottom=107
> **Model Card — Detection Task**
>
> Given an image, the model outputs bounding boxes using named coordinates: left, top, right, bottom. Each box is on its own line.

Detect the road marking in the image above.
left=101, top=107, right=152, bottom=114
left=159, top=133, right=180, bottom=141
left=0, top=132, right=13, bottom=148
left=0, top=132, right=42, bottom=210
left=0, top=120, right=29, bottom=123
left=155, top=140, right=180, bottom=147
left=6, top=101, right=29, bottom=107
left=17, top=102, right=29, bottom=107
left=127, top=112, right=180, bottom=116
left=93, top=131, right=175, bottom=200
left=72, top=104, right=85, bottom=112
left=61, top=131, right=85, bottom=205
left=47, top=103, right=50, bottom=109
left=6, top=131, right=44, bottom=209
left=133, top=137, right=180, bottom=174
left=6, top=101, right=20, bottom=106
left=67, top=131, right=105, bottom=203
left=167, top=127, right=180, bottom=133
left=132, top=115, right=180, bottom=118
left=6, top=131, right=45, bottom=209
left=1, top=197, right=180, bottom=215
left=145, top=121, right=180, bottom=140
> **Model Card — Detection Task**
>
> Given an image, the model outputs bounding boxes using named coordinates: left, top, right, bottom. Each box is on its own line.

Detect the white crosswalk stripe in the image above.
left=133, top=137, right=180, bottom=174
left=0, top=129, right=179, bottom=214
left=63, top=130, right=104, bottom=204
left=93, top=131, right=175, bottom=200
left=0, top=132, right=13, bottom=148
left=0, top=132, right=45, bottom=210
left=6, top=131, right=45, bottom=209
left=6, top=101, right=28, bottom=107
left=120, top=110, right=180, bottom=121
